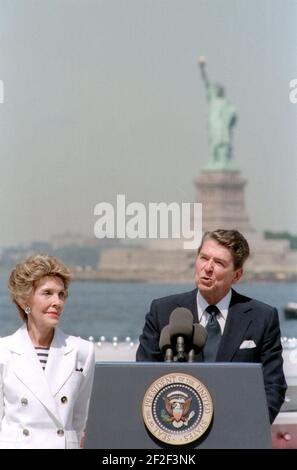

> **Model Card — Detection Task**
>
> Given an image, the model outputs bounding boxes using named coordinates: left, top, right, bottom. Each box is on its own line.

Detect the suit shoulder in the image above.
left=250, top=298, right=278, bottom=318
left=0, top=335, right=11, bottom=346
left=243, top=295, right=277, bottom=314
left=0, top=335, right=14, bottom=361
left=0, top=333, right=15, bottom=349
left=66, top=334, right=95, bottom=356
left=152, top=289, right=196, bottom=308
left=233, top=290, right=277, bottom=314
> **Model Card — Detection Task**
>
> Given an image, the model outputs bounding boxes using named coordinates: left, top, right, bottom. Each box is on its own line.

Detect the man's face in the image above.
left=195, top=239, right=243, bottom=304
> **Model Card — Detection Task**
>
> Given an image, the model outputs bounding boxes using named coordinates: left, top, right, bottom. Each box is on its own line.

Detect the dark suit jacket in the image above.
left=136, top=288, right=287, bottom=423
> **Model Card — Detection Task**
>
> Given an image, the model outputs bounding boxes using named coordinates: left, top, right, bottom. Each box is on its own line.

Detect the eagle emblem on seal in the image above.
left=161, top=390, right=195, bottom=428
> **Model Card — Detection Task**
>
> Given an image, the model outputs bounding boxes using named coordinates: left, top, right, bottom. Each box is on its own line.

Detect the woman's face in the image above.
left=26, top=276, right=66, bottom=330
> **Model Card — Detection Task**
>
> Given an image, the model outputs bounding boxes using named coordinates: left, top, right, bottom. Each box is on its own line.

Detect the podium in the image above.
left=84, top=362, right=271, bottom=449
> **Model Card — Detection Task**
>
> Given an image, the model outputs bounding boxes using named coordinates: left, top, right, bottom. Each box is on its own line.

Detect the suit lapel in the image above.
left=177, top=288, right=198, bottom=321
left=11, top=326, right=62, bottom=422
left=44, top=328, right=75, bottom=397
left=216, top=290, right=252, bottom=361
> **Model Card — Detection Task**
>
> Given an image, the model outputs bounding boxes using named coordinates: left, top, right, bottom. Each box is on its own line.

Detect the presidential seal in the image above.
left=142, top=373, right=213, bottom=445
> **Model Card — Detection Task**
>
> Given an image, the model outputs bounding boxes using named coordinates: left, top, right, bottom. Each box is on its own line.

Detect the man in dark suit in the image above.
left=136, top=229, right=287, bottom=423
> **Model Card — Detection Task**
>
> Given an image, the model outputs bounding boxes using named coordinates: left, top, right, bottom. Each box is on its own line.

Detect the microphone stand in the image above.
left=188, top=349, right=195, bottom=362
left=175, top=336, right=187, bottom=362
left=164, top=348, right=173, bottom=362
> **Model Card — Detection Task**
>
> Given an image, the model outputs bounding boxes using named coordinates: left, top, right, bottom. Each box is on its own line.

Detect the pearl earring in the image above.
left=25, top=306, right=31, bottom=315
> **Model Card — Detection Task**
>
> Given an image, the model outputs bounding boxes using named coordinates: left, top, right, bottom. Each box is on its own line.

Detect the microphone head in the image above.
left=192, top=323, right=208, bottom=350
left=159, top=324, right=172, bottom=352
left=169, top=307, right=194, bottom=340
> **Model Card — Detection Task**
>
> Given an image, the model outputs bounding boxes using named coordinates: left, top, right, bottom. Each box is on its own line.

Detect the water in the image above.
left=0, top=278, right=297, bottom=340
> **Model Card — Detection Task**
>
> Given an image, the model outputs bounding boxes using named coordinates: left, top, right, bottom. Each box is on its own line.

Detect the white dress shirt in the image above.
left=197, top=290, right=232, bottom=334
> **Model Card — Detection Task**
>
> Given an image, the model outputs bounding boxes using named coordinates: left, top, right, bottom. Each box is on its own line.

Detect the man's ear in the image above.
left=233, top=267, right=243, bottom=284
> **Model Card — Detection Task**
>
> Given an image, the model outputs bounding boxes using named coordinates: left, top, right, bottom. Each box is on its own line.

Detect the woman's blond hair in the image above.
left=8, top=254, right=72, bottom=321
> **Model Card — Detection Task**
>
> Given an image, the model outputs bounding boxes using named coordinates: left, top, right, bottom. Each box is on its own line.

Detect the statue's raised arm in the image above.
left=198, top=56, right=210, bottom=90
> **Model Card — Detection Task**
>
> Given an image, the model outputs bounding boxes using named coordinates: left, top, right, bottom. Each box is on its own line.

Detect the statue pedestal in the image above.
left=195, top=170, right=252, bottom=232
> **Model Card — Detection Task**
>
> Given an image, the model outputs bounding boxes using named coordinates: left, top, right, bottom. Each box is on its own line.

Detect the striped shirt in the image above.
left=35, top=347, right=50, bottom=370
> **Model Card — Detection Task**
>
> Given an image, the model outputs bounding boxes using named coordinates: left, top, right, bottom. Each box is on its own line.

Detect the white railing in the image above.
left=90, top=336, right=297, bottom=370
left=90, top=336, right=138, bottom=362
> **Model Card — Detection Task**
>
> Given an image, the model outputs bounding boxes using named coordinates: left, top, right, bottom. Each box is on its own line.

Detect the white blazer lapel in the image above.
left=44, top=328, right=75, bottom=397
left=10, top=325, right=62, bottom=423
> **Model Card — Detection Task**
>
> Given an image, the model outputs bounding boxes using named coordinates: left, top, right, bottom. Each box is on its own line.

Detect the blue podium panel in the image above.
left=84, top=362, right=271, bottom=449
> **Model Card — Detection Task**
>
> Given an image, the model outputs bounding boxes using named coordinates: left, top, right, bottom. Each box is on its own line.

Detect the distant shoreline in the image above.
left=72, top=270, right=297, bottom=283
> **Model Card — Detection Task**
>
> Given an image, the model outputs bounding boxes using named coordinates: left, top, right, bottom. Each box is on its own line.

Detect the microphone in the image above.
left=169, top=308, right=194, bottom=362
left=159, top=325, right=173, bottom=362
left=188, top=324, right=208, bottom=362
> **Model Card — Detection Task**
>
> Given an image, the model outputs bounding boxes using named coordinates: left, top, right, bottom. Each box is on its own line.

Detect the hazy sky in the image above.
left=0, top=0, right=296, bottom=247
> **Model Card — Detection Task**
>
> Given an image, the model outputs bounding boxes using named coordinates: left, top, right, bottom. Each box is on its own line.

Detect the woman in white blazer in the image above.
left=0, top=254, right=95, bottom=449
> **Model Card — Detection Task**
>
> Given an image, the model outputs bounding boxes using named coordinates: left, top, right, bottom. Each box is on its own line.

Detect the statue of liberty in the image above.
left=198, top=56, right=237, bottom=170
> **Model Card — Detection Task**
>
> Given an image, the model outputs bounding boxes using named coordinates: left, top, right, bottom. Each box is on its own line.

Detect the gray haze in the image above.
left=0, top=0, right=296, bottom=246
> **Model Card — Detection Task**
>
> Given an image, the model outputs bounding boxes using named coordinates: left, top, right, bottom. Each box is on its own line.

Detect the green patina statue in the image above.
left=199, top=56, right=237, bottom=171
